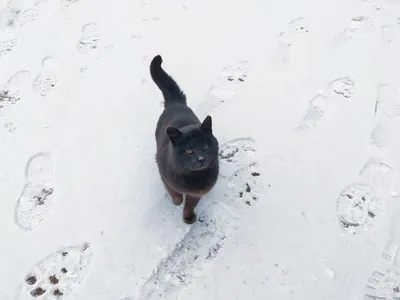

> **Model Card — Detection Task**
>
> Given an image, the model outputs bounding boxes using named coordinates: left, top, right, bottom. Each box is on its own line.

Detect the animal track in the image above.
left=33, top=57, right=60, bottom=97
left=197, top=60, right=249, bottom=115
left=360, top=160, right=395, bottom=194
left=336, top=184, right=384, bottom=235
left=17, top=243, right=93, bottom=299
left=295, top=77, right=355, bottom=134
left=364, top=269, right=400, bottom=300
left=77, top=23, right=100, bottom=56
left=137, top=203, right=237, bottom=300
left=276, top=17, right=310, bottom=62
left=331, top=16, right=374, bottom=45
left=15, top=152, right=55, bottom=230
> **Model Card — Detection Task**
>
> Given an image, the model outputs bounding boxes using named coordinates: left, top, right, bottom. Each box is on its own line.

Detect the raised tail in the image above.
left=150, top=55, right=187, bottom=107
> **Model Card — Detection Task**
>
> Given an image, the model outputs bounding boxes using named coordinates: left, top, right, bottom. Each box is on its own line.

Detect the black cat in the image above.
left=150, top=55, right=219, bottom=224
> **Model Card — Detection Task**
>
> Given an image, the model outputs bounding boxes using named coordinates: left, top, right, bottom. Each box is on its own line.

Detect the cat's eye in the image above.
left=203, top=144, right=209, bottom=151
left=185, top=149, right=193, bottom=155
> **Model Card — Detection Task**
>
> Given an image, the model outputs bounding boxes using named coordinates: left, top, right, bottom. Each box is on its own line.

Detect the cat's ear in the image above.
left=200, top=115, right=212, bottom=133
left=167, top=126, right=182, bottom=143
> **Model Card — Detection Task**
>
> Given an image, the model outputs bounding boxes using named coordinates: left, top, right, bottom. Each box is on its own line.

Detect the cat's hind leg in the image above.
left=183, top=195, right=201, bottom=224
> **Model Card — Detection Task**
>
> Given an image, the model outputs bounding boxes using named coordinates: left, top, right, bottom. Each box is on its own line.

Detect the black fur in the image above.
left=150, top=55, right=219, bottom=224
left=150, top=55, right=187, bottom=107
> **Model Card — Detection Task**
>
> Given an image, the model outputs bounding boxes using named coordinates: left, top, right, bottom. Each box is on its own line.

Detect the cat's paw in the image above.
left=172, top=195, right=183, bottom=206
left=183, top=212, right=197, bottom=224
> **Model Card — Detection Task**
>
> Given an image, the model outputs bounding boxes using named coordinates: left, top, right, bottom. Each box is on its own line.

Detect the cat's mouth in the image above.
left=191, top=158, right=217, bottom=171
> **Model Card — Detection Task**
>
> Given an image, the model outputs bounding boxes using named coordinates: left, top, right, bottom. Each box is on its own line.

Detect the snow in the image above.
left=1, top=0, right=400, bottom=299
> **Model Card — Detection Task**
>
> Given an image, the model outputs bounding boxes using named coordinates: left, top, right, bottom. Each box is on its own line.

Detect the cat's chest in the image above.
left=178, top=167, right=218, bottom=193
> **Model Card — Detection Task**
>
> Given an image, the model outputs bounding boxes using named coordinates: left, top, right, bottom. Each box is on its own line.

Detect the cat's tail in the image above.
left=150, top=55, right=187, bottom=107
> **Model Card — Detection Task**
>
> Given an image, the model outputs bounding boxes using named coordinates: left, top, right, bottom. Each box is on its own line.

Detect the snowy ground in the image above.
left=1, top=0, right=400, bottom=299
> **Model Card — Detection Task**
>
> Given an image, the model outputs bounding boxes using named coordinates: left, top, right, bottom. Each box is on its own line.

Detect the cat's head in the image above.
left=167, top=116, right=219, bottom=172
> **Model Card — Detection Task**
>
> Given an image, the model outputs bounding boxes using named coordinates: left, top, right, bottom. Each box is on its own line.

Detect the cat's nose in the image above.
left=198, top=156, right=205, bottom=163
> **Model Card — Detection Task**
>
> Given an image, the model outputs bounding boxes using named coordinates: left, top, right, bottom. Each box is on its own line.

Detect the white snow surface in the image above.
left=1, top=0, right=400, bottom=299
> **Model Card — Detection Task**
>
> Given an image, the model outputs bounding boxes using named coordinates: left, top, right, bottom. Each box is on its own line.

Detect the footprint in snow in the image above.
left=376, top=84, right=400, bottom=119
left=218, top=137, right=258, bottom=178
left=222, top=162, right=264, bottom=209
left=77, top=23, right=101, bottom=57
left=0, top=70, right=32, bottom=132
left=369, top=118, right=394, bottom=153
left=364, top=269, right=400, bottom=300
left=218, top=137, right=265, bottom=210
left=32, top=57, right=60, bottom=97
left=382, top=240, right=400, bottom=267
left=336, top=183, right=384, bottom=235
left=0, top=7, right=19, bottom=58
left=336, top=156, right=396, bottom=236
left=330, top=16, right=374, bottom=46
left=369, top=84, right=400, bottom=153
left=17, top=243, right=93, bottom=299
left=359, top=160, right=396, bottom=196
left=0, top=6, right=19, bottom=32
left=275, top=17, right=310, bottom=63
left=295, top=77, right=356, bottom=134
left=197, top=60, right=249, bottom=116
left=17, top=8, right=49, bottom=27
left=15, top=152, right=55, bottom=231
left=0, top=70, right=31, bottom=112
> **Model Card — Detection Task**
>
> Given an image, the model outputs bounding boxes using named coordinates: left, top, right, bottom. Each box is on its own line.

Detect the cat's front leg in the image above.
left=165, top=184, right=183, bottom=206
left=183, top=195, right=201, bottom=224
